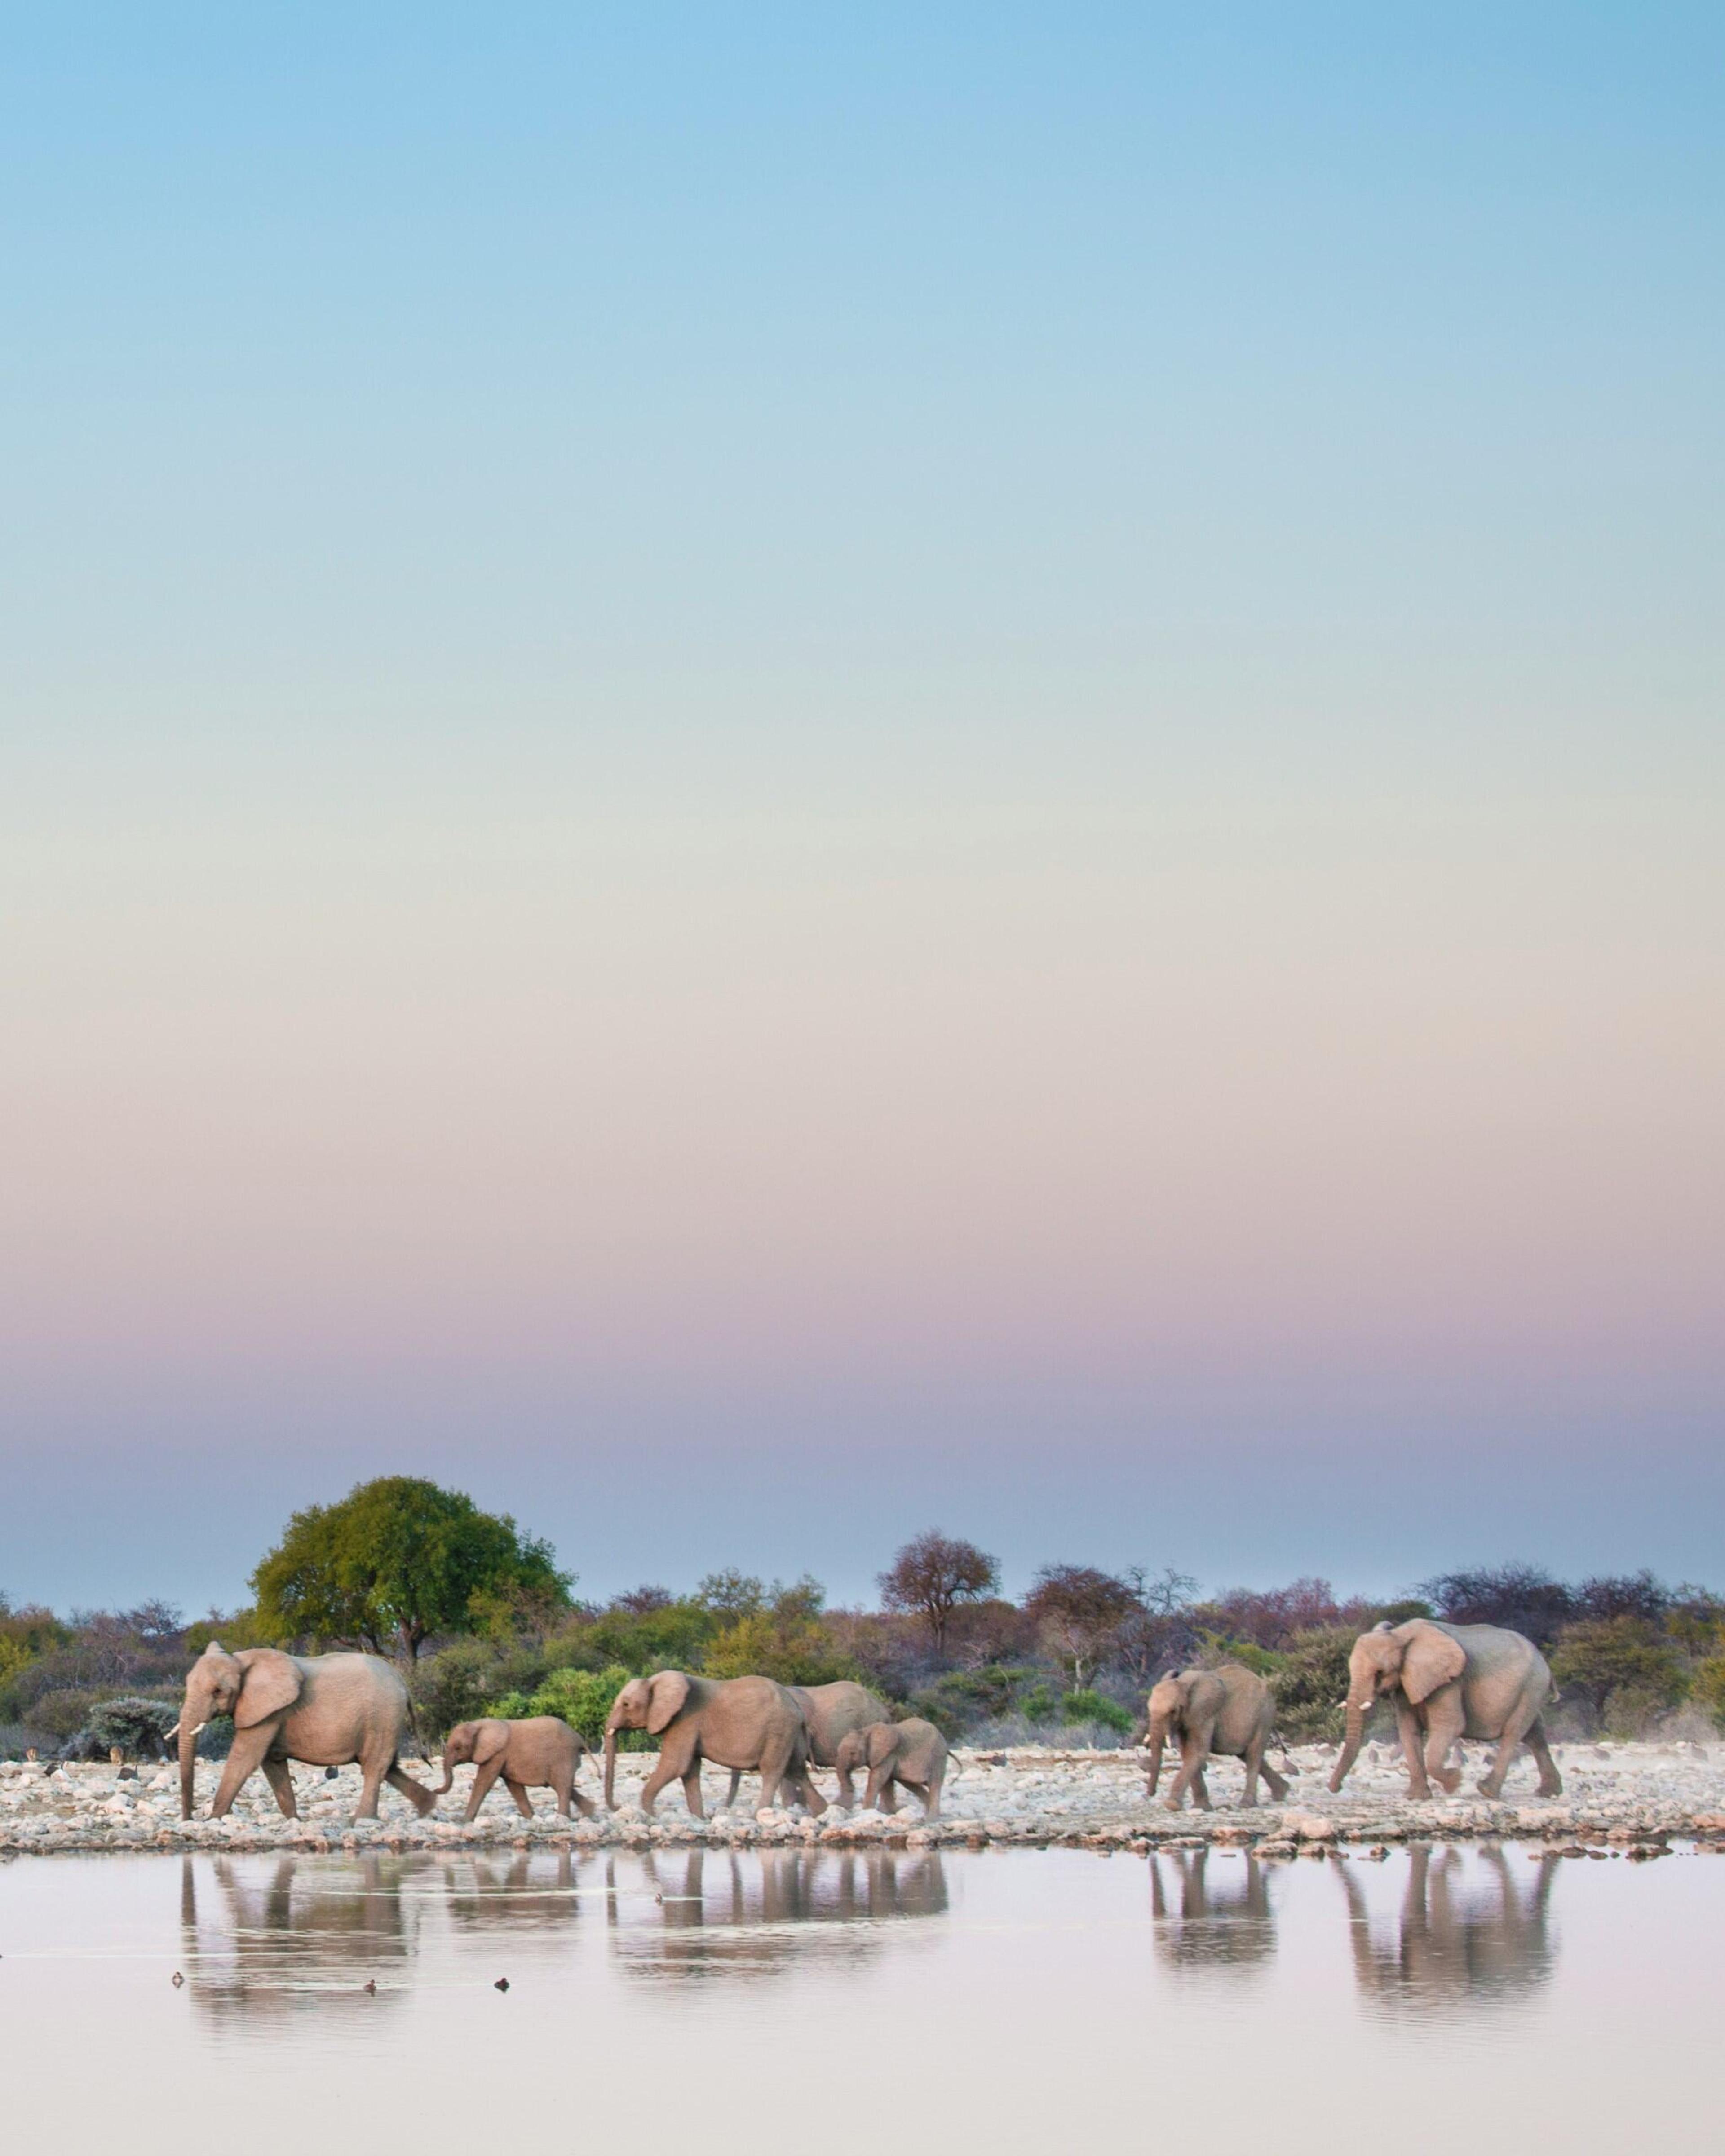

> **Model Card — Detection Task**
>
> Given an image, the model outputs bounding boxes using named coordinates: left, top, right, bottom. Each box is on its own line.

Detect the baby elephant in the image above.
left=834, top=1718, right=950, bottom=1819
left=437, top=1717, right=600, bottom=1822
left=1145, top=1665, right=1289, bottom=1811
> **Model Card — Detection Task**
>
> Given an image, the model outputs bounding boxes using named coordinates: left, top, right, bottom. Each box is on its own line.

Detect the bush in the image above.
left=1060, top=1689, right=1133, bottom=1733
left=701, top=1609, right=857, bottom=1688
left=1269, top=1628, right=1357, bottom=1743
left=26, top=1687, right=103, bottom=1740
left=488, top=1666, right=653, bottom=1751
left=86, top=1697, right=179, bottom=1757
left=1550, top=1617, right=1688, bottom=1732
left=1690, top=1655, right=1725, bottom=1731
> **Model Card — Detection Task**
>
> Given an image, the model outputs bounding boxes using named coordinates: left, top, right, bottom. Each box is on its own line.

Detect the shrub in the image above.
left=701, top=1608, right=856, bottom=1687
left=1550, top=1617, right=1687, bottom=1732
left=86, top=1696, right=179, bottom=1757
left=1269, top=1628, right=1357, bottom=1743
left=1690, top=1655, right=1725, bottom=1731
left=1419, top=1564, right=1576, bottom=1649
left=488, top=1666, right=652, bottom=1751
left=1060, top=1689, right=1133, bottom=1733
left=26, top=1687, right=103, bottom=1740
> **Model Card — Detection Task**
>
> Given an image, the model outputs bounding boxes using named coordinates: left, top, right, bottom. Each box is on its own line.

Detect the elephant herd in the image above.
left=170, top=1614, right=1562, bottom=1828
left=169, top=1646, right=948, bottom=1825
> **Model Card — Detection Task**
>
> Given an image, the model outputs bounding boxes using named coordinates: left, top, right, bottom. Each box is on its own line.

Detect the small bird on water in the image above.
left=363, top=1979, right=377, bottom=1995
left=493, top=1977, right=510, bottom=1993
left=172, top=1972, right=184, bottom=1988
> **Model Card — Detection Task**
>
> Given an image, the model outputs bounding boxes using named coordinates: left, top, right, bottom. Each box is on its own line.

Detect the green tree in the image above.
left=252, top=1477, right=571, bottom=1663
left=1549, top=1616, right=1688, bottom=1733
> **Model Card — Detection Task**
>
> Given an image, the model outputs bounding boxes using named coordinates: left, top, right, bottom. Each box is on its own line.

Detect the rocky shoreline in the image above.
left=4, top=1739, right=1723, bottom=1857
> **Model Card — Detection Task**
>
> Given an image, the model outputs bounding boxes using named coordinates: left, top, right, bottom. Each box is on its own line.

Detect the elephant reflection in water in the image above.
left=1148, top=1848, right=1278, bottom=1971
left=179, top=1851, right=424, bottom=2020
left=612, top=1847, right=948, bottom=1978
left=442, top=1848, right=586, bottom=1934
left=1338, top=1843, right=1561, bottom=2008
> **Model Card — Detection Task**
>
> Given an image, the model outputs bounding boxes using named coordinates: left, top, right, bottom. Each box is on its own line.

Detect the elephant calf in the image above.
left=437, top=1717, right=601, bottom=1822
left=1145, top=1665, right=1289, bottom=1811
left=834, top=1718, right=950, bottom=1819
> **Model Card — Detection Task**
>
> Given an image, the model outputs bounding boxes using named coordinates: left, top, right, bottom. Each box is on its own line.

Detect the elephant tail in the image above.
left=402, top=1692, right=431, bottom=1764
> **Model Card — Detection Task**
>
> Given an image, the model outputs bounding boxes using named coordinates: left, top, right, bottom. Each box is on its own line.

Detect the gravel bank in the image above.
left=5, top=1739, right=1725, bottom=1856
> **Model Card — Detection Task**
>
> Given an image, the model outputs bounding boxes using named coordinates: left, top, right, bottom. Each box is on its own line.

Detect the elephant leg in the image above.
left=1259, top=1745, right=1291, bottom=1803
left=260, top=1756, right=298, bottom=1818
left=1478, top=1698, right=1538, bottom=1799
left=1423, top=1699, right=1466, bottom=1795
left=1394, top=1702, right=1433, bottom=1798
left=834, top=1761, right=858, bottom=1806
left=385, top=1762, right=436, bottom=1815
left=1191, top=1764, right=1212, bottom=1811
left=504, top=1776, right=535, bottom=1820
left=464, top=1755, right=507, bottom=1823
left=209, top=1727, right=275, bottom=1817
left=1524, top=1716, right=1562, bottom=1798
left=637, top=1734, right=697, bottom=1816
left=356, top=1762, right=385, bottom=1818
left=1163, top=1734, right=1195, bottom=1811
left=902, top=1778, right=936, bottom=1818
left=1239, top=1742, right=1261, bottom=1808
left=681, top=1764, right=705, bottom=1818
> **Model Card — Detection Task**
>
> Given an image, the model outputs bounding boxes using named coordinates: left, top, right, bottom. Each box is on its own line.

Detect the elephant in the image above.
left=1336, top=1842, right=1561, bottom=2008
left=1145, top=1665, right=1289, bottom=1810
left=435, top=1716, right=600, bottom=1822
left=602, top=1671, right=825, bottom=1819
left=723, top=1680, right=895, bottom=1808
left=1328, top=1618, right=1562, bottom=1800
left=833, top=1717, right=950, bottom=1818
left=171, top=1642, right=436, bottom=1822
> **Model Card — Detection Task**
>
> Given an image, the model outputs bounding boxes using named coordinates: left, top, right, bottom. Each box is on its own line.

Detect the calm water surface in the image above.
left=0, top=1843, right=1715, bottom=2152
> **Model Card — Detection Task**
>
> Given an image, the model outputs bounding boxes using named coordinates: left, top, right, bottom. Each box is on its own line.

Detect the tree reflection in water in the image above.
left=1148, top=1848, right=1278, bottom=1973
left=1337, top=1845, right=1561, bottom=2011
left=611, top=1847, right=949, bottom=1981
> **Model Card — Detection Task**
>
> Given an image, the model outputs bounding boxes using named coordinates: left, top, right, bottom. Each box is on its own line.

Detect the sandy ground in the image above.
left=4, top=1738, right=1725, bottom=1854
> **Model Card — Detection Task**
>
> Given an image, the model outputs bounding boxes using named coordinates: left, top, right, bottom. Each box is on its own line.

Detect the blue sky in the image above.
left=2, top=7, right=1721, bottom=1611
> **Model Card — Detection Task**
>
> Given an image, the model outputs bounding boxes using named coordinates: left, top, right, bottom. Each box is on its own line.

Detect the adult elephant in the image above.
left=1329, top=1619, right=1561, bottom=1801
left=603, top=1672, right=824, bottom=1819
left=1146, top=1664, right=1289, bottom=1811
left=723, top=1680, right=894, bottom=1809
left=172, top=1642, right=436, bottom=1822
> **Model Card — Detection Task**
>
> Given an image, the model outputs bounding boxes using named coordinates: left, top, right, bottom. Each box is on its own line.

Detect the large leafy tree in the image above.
left=252, top=1477, right=571, bottom=1662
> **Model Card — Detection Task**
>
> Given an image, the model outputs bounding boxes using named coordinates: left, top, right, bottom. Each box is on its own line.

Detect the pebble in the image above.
left=1, top=1741, right=1721, bottom=1855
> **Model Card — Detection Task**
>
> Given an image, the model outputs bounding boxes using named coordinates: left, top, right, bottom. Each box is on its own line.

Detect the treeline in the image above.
left=4, top=1482, right=1724, bottom=1758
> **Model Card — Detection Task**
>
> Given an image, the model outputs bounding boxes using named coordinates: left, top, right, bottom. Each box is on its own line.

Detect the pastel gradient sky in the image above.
left=4, top=6, right=1722, bottom=1611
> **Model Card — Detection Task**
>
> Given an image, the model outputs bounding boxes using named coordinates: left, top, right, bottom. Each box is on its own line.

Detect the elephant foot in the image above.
left=1160, top=1796, right=1182, bottom=1813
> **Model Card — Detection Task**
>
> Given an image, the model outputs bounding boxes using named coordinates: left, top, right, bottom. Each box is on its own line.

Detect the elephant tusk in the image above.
left=185, top=1722, right=207, bottom=1739
left=164, top=1723, right=180, bottom=1741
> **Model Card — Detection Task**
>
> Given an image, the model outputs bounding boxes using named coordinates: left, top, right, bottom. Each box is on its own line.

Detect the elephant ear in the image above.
left=473, top=1721, right=510, bottom=1764
left=1399, top=1624, right=1466, bottom=1705
left=645, top=1671, right=690, bottom=1735
left=866, top=1723, right=897, bottom=1767
left=232, top=1649, right=304, bottom=1728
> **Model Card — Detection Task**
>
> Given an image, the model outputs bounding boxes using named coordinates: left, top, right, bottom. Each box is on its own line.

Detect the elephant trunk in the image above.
left=603, top=1727, right=620, bottom=1810
left=1329, top=1698, right=1372, bottom=1794
left=1145, top=1713, right=1170, bottom=1794
left=178, top=1714, right=206, bottom=1820
left=433, top=1758, right=458, bottom=1797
